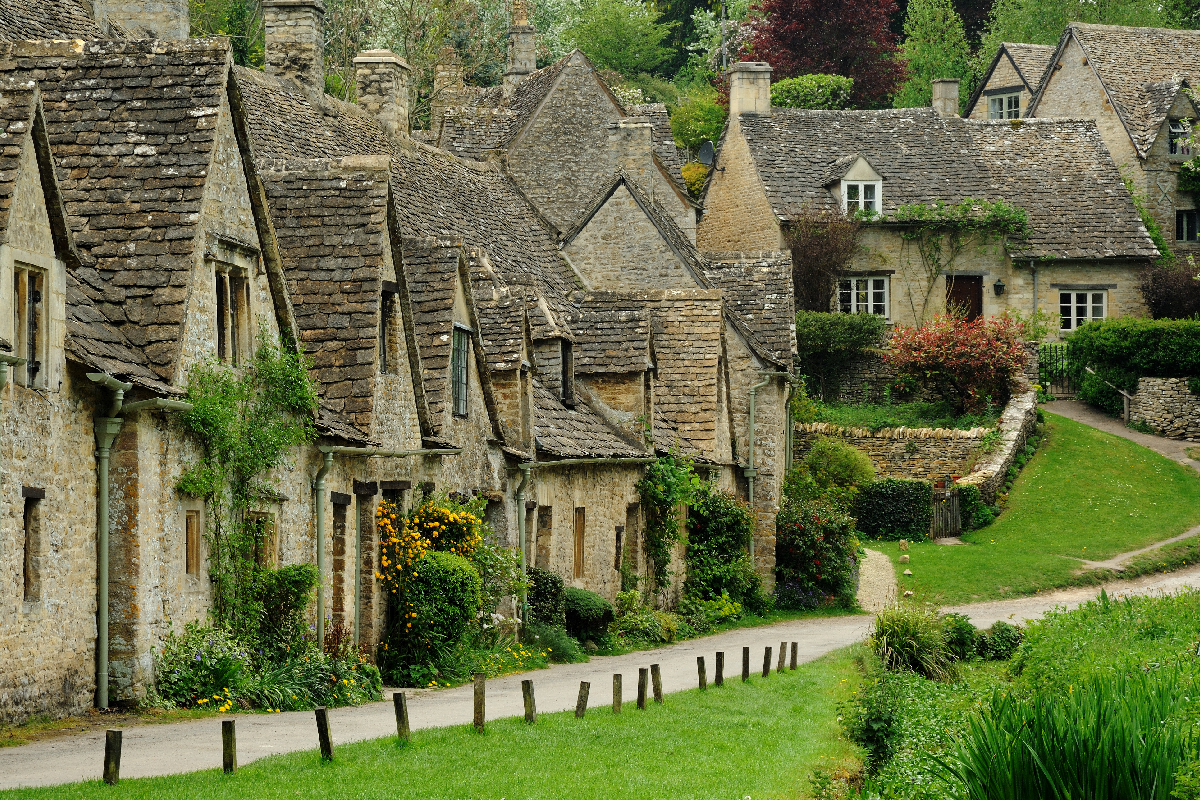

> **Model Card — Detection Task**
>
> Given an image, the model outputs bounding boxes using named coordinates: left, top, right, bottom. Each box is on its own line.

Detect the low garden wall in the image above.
left=955, top=388, right=1038, bottom=503
left=792, top=422, right=987, bottom=483
left=1129, top=378, right=1200, bottom=440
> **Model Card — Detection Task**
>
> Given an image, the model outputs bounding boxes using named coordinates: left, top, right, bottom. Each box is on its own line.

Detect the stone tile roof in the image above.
left=627, top=102, right=684, bottom=184
left=567, top=293, right=651, bottom=374
left=474, top=290, right=526, bottom=372
left=399, top=236, right=461, bottom=436
left=532, top=379, right=643, bottom=459
left=738, top=108, right=1157, bottom=260
left=647, top=290, right=724, bottom=457
left=700, top=252, right=796, bottom=362
left=1003, top=43, right=1055, bottom=89
left=0, top=38, right=235, bottom=382
left=0, top=0, right=107, bottom=41
left=1032, top=23, right=1200, bottom=158
left=259, top=157, right=393, bottom=432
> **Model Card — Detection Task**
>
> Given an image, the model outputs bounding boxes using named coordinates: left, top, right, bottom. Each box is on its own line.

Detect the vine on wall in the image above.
left=636, top=454, right=703, bottom=595
left=175, top=326, right=319, bottom=639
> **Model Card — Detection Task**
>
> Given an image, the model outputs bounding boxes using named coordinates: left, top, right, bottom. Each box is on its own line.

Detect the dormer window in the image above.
left=842, top=181, right=881, bottom=214
left=988, top=93, right=1020, bottom=119
left=13, top=265, right=45, bottom=388
left=1169, top=120, right=1192, bottom=157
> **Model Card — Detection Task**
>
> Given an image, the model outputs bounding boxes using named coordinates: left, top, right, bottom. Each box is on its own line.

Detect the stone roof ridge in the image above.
left=257, top=154, right=393, bottom=174
left=819, top=152, right=878, bottom=187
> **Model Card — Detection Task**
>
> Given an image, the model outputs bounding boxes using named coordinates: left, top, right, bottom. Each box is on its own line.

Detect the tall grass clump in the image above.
left=869, top=604, right=955, bottom=681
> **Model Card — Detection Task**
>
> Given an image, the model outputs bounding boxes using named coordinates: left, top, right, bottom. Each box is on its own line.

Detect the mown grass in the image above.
left=3, top=650, right=862, bottom=800
left=813, top=400, right=999, bottom=432
left=870, top=412, right=1200, bottom=603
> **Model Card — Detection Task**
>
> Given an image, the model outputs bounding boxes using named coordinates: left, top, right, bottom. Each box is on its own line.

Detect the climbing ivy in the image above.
left=891, top=198, right=1028, bottom=322
left=636, top=454, right=703, bottom=594
left=175, top=325, right=319, bottom=639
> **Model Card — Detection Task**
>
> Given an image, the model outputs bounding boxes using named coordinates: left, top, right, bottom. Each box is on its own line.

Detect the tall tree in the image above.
left=566, top=0, right=677, bottom=77
left=981, top=0, right=1175, bottom=54
left=748, top=0, right=907, bottom=108
left=893, top=0, right=973, bottom=110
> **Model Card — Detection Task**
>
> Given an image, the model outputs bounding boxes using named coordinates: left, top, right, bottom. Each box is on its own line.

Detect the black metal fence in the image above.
left=1039, top=342, right=1076, bottom=397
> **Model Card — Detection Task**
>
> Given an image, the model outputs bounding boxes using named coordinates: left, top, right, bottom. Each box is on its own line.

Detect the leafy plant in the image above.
left=840, top=664, right=902, bottom=771
left=804, top=436, right=876, bottom=489
left=565, top=0, right=675, bottom=77
left=870, top=604, right=955, bottom=681
left=855, top=479, right=933, bottom=541
left=940, top=612, right=977, bottom=662
left=528, top=566, right=566, bottom=627
left=523, top=621, right=588, bottom=664
left=794, top=311, right=885, bottom=400
left=637, top=454, right=703, bottom=591
left=564, top=587, right=614, bottom=642
left=685, top=487, right=761, bottom=604
left=975, top=620, right=1022, bottom=660
left=253, top=564, right=319, bottom=662
left=610, top=590, right=680, bottom=643
left=1122, top=170, right=1174, bottom=268
left=770, top=74, right=854, bottom=109
left=669, top=88, right=726, bottom=152
left=154, top=622, right=251, bottom=708
left=774, top=498, right=860, bottom=609
left=680, top=162, right=708, bottom=198
left=998, top=306, right=1058, bottom=342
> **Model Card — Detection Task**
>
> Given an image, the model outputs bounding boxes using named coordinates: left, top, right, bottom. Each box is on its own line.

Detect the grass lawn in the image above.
left=870, top=411, right=1200, bottom=604
left=4, top=650, right=862, bottom=800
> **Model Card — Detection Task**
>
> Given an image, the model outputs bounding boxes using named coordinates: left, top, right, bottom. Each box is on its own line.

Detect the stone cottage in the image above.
left=1025, top=23, right=1200, bottom=258
left=699, top=61, right=1158, bottom=335
left=965, top=42, right=1056, bottom=120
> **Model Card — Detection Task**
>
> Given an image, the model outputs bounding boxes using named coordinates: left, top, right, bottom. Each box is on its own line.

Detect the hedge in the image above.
left=795, top=311, right=887, bottom=400
left=564, top=587, right=614, bottom=642
left=854, top=479, right=934, bottom=541
left=527, top=566, right=566, bottom=627
left=770, top=74, right=854, bottom=110
left=774, top=499, right=859, bottom=609
left=1068, top=318, right=1200, bottom=416
left=685, top=488, right=760, bottom=604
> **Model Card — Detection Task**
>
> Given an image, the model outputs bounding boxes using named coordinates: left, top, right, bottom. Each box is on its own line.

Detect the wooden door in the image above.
left=946, top=275, right=983, bottom=320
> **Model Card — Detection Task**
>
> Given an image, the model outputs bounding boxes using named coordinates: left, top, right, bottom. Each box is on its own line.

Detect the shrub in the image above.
left=251, top=564, right=318, bottom=661
left=611, top=592, right=679, bottom=643
left=885, top=314, right=1026, bottom=414
left=246, top=651, right=381, bottom=710
left=669, top=89, right=727, bottom=152
left=1140, top=262, right=1200, bottom=319
left=523, top=621, right=588, bottom=664
left=941, top=612, right=977, bottom=662
left=564, top=587, right=614, bottom=642
left=527, top=566, right=566, bottom=627
left=785, top=208, right=863, bottom=314
left=840, top=665, right=902, bottom=772
left=685, top=488, right=760, bottom=604
left=1190, top=375, right=1200, bottom=396
left=957, top=484, right=985, bottom=531
left=870, top=604, right=955, bottom=680
left=976, top=620, right=1022, bottom=660
left=794, top=311, right=887, bottom=399
left=770, top=74, right=854, bottom=109
left=154, top=622, right=252, bottom=708
left=680, top=162, right=708, bottom=198
left=1069, top=317, right=1200, bottom=413
left=470, top=541, right=528, bottom=626
left=804, top=436, right=876, bottom=489
left=854, top=479, right=933, bottom=541
left=774, top=498, right=860, bottom=609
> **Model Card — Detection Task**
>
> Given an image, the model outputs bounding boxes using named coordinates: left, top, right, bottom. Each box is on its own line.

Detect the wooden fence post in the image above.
left=762, top=646, right=772, bottom=678
left=473, top=673, right=486, bottom=732
left=651, top=664, right=663, bottom=704
left=637, top=668, right=648, bottom=709
left=315, top=708, right=333, bottom=760
left=742, top=647, right=750, bottom=682
left=522, top=680, right=536, bottom=724
left=393, top=692, right=411, bottom=741
left=790, top=641, right=798, bottom=670
left=613, top=674, right=623, bottom=714
left=103, top=729, right=122, bottom=785
left=715, top=651, right=724, bottom=686
left=697, top=656, right=707, bottom=690
left=222, top=719, right=237, bottom=773
left=777, top=642, right=787, bottom=673
left=575, top=681, right=590, bottom=718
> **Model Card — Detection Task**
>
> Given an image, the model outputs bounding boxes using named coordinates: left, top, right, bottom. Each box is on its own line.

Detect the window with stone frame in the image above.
left=573, top=507, right=585, bottom=579
left=560, top=338, right=574, bottom=405
left=215, top=265, right=250, bottom=365
left=185, top=509, right=202, bottom=576
left=989, top=93, right=1021, bottom=119
left=13, top=264, right=46, bottom=388
left=1178, top=210, right=1199, bottom=242
left=451, top=326, right=470, bottom=417
left=249, top=511, right=278, bottom=567
left=379, top=282, right=399, bottom=374
left=838, top=276, right=889, bottom=318
left=841, top=181, right=881, bottom=214
left=1169, top=120, right=1192, bottom=157
left=22, top=492, right=42, bottom=603
left=1059, top=290, right=1107, bottom=330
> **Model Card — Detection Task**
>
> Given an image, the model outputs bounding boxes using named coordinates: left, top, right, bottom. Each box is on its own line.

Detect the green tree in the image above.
left=566, top=0, right=677, bottom=77
left=189, top=0, right=264, bottom=67
left=894, top=0, right=973, bottom=110
left=771, top=74, right=855, bottom=109
left=670, top=87, right=727, bottom=151
left=980, top=0, right=1175, bottom=57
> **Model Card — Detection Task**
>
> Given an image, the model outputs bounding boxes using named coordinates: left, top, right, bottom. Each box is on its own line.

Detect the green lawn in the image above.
left=7, top=651, right=862, bottom=800
left=870, top=411, right=1200, bottom=604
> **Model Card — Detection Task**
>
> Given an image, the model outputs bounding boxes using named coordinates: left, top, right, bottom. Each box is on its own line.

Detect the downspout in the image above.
left=514, top=463, right=532, bottom=627
left=314, top=451, right=334, bottom=650
left=783, top=375, right=798, bottom=474
left=353, top=492, right=362, bottom=646
left=87, top=372, right=132, bottom=709
left=745, top=371, right=788, bottom=560
left=1031, top=260, right=1038, bottom=316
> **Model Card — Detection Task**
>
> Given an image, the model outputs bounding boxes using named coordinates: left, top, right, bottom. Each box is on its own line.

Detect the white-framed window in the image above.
left=842, top=181, right=881, bottom=214
left=838, top=276, right=889, bottom=318
left=1169, top=120, right=1192, bottom=156
left=988, top=93, right=1021, bottom=119
left=1059, top=291, right=1106, bottom=330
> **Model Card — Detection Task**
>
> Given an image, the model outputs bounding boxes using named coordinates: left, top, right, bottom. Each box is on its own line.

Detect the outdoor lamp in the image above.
left=993, top=278, right=1006, bottom=296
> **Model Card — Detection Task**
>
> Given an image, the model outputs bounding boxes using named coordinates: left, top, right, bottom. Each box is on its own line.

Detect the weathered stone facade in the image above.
left=965, top=43, right=1055, bottom=120
left=1130, top=378, right=1200, bottom=439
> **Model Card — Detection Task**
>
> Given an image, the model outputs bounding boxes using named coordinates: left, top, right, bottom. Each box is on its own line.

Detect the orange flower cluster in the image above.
left=407, top=502, right=483, bottom=560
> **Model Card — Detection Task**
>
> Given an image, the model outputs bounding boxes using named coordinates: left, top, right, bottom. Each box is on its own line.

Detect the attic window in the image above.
left=379, top=283, right=399, bottom=375
left=988, top=93, right=1020, bottom=119
left=560, top=339, right=574, bottom=405
left=842, top=181, right=880, bottom=214
left=451, top=326, right=470, bottom=417
left=13, top=265, right=45, bottom=388
left=1169, top=120, right=1192, bottom=157
left=215, top=266, right=250, bottom=366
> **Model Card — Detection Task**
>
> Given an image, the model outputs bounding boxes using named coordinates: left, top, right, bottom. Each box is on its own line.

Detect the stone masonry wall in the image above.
left=967, top=54, right=1029, bottom=120
left=1130, top=378, right=1200, bottom=439
left=696, top=122, right=783, bottom=253
left=956, top=388, right=1038, bottom=503
left=793, top=423, right=985, bottom=482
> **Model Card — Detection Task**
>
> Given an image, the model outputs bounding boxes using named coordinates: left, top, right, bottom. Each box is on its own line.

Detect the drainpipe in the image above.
left=314, top=451, right=334, bottom=650
left=87, top=372, right=132, bottom=710
left=514, top=463, right=532, bottom=626
left=1030, top=260, right=1038, bottom=316
left=783, top=375, right=798, bottom=474
left=745, top=371, right=788, bottom=560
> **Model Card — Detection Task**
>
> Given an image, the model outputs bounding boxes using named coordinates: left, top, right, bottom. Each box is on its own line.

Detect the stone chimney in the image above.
left=932, top=79, right=960, bottom=117
left=728, top=61, right=772, bottom=120
left=263, top=0, right=326, bottom=92
left=355, top=50, right=411, bottom=138
left=430, top=46, right=464, bottom=140
left=88, top=0, right=188, bottom=39
left=504, top=0, right=537, bottom=89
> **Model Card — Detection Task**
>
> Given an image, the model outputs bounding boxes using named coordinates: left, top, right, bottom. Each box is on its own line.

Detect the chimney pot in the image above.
left=728, top=61, right=773, bottom=120
left=931, top=78, right=960, bottom=117
left=355, top=50, right=411, bottom=137
left=263, top=0, right=326, bottom=92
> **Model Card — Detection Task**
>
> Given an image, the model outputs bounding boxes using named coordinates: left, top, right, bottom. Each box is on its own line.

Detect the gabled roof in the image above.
left=532, top=379, right=644, bottom=459
left=700, top=253, right=796, bottom=361
left=1029, top=23, right=1200, bottom=158
left=0, top=0, right=107, bottom=41
left=965, top=43, right=1056, bottom=117
left=627, top=103, right=685, bottom=185
left=736, top=107, right=1156, bottom=260
left=567, top=294, right=652, bottom=375
left=818, top=153, right=878, bottom=187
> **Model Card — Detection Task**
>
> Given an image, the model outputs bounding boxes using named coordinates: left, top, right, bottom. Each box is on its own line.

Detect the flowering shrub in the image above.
left=154, top=622, right=251, bottom=707
left=884, top=313, right=1026, bottom=414
left=774, top=499, right=859, bottom=609
left=685, top=487, right=762, bottom=607
left=611, top=590, right=680, bottom=644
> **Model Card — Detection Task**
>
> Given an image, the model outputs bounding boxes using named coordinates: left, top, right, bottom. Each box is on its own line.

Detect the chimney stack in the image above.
left=263, top=0, right=326, bottom=92
left=87, top=0, right=188, bottom=39
left=728, top=62, right=773, bottom=120
left=932, top=79, right=960, bottom=117
left=355, top=50, right=411, bottom=138
left=505, top=0, right=536, bottom=89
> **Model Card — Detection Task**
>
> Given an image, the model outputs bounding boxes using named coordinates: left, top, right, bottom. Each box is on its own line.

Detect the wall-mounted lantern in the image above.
left=993, top=278, right=1006, bottom=296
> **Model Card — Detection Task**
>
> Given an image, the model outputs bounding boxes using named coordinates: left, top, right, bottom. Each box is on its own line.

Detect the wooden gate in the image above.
left=931, top=488, right=960, bottom=539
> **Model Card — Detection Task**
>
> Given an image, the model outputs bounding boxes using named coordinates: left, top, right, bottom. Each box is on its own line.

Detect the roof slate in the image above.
left=701, top=252, right=796, bottom=361
left=532, top=379, right=643, bottom=459
left=399, top=236, right=460, bottom=436
left=567, top=293, right=651, bottom=374
left=1003, top=43, right=1056, bottom=89
left=0, top=0, right=106, bottom=41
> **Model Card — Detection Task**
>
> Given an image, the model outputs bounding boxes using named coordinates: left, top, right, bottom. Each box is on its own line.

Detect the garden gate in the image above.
left=930, top=488, right=960, bottom=539
left=1039, top=343, right=1076, bottom=397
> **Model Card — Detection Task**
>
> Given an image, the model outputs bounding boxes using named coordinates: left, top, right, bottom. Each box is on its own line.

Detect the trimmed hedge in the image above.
left=774, top=499, right=859, bottom=609
left=854, top=479, right=933, bottom=541
left=527, top=566, right=565, bottom=627
left=1070, top=318, right=1200, bottom=415
left=770, top=74, right=854, bottom=110
left=564, top=587, right=614, bottom=642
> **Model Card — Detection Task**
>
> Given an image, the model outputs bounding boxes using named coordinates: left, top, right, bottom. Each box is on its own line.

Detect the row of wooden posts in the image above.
left=99, top=642, right=802, bottom=784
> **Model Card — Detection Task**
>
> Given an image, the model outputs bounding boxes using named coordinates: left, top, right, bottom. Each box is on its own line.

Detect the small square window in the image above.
left=838, top=276, right=889, bottom=318
left=451, top=327, right=469, bottom=417
left=1169, top=120, right=1192, bottom=157
left=842, top=181, right=881, bottom=214
left=1177, top=210, right=1199, bottom=242
left=1059, top=291, right=1106, bottom=330
left=989, top=93, right=1021, bottom=120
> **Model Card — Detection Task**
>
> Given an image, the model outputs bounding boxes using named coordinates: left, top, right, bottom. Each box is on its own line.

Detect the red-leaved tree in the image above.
left=884, top=315, right=1026, bottom=414
left=747, top=0, right=908, bottom=108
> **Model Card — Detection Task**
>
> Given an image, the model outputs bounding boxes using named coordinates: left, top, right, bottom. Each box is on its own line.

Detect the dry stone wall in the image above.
left=1130, top=378, right=1200, bottom=439
left=793, top=422, right=986, bottom=482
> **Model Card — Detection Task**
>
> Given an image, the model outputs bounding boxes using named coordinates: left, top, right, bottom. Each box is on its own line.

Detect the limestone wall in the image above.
left=956, top=388, right=1038, bottom=503
left=1130, top=377, right=1200, bottom=439
left=696, top=122, right=783, bottom=253
left=792, top=422, right=987, bottom=482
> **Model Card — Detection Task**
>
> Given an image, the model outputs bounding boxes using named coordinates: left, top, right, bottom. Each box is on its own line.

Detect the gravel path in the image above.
left=856, top=549, right=896, bottom=612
